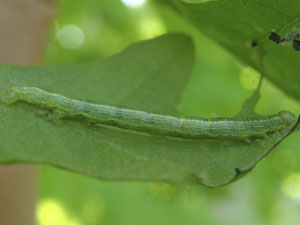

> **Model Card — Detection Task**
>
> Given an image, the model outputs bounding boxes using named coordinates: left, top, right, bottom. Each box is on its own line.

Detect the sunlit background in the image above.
left=38, top=0, right=300, bottom=224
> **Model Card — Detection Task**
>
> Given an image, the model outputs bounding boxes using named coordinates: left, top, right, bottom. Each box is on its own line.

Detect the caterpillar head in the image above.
left=278, top=111, right=297, bottom=125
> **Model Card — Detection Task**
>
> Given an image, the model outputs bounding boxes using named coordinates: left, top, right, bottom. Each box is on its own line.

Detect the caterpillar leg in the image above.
left=51, top=109, right=67, bottom=121
left=36, top=109, right=66, bottom=124
left=35, top=109, right=62, bottom=123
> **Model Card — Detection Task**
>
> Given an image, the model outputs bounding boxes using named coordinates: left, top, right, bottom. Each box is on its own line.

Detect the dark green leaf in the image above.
left=166, top=0, right=300, bottom=102
left=0, top=33, right=298, bottom=187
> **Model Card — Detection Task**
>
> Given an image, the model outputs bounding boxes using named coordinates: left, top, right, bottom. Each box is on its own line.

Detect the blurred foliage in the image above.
left=22, top=0, right=300, bottom=224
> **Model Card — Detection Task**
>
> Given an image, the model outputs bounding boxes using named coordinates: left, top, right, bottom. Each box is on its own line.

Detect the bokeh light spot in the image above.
left=281, top=173, right=300, bottom=201
left=37, top=198, right=83, bottom=225
left=56, top=25, right=85, bottom=49
left=82, top=196, right=106, bottom=224
left=139, top=17, right=166, bottom=39
left=121, top=0, right=147, bottom=8
left=37, top=199, right=66, bottom=225
left=239, top=67, right=260, bottom=90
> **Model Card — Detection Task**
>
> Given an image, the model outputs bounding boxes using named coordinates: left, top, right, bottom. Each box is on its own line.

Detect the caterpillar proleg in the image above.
left=1, top=87, right=297, bottom=141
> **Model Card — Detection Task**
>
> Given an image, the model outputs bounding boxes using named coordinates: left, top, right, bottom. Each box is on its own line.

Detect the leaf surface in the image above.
left=0, top=33, right=298, bottom=187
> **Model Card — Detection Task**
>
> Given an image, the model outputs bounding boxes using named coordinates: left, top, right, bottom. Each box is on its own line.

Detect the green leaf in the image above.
left=0, top=33, right=298, bottom=187
left=165, top=0, right=300, bottom=102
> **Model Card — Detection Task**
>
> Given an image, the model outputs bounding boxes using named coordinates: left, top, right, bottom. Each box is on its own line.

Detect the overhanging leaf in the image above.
left=165, top=0, right=300, bottom=102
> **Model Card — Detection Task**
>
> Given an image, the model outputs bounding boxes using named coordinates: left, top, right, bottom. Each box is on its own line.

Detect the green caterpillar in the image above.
left=1, top=87, right=298, bottom=141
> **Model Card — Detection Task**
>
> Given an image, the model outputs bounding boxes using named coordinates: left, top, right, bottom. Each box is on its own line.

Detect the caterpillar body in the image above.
left=1, top=87, right=297, bottom=141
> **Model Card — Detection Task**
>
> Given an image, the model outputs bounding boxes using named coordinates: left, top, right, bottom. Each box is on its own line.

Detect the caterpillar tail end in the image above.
left=0, top=87, right=21, bottom=105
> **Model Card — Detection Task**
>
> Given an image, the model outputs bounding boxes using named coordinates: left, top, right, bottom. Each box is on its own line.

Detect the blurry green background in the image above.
left=38, top=0, right=300, bottom=224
